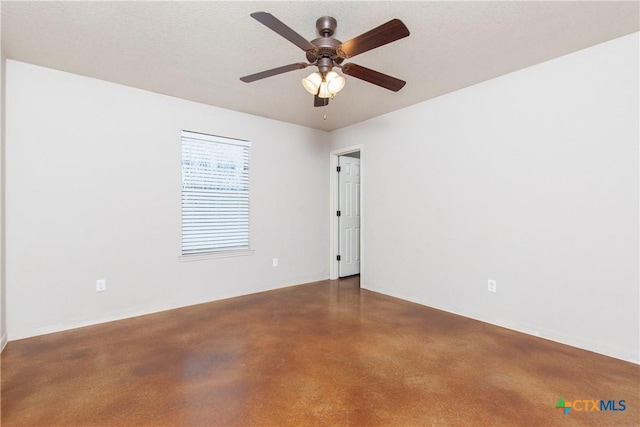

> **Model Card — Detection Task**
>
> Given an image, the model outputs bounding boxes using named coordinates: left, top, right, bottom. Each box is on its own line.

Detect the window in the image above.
left=181, top=130, right=250, bottom=256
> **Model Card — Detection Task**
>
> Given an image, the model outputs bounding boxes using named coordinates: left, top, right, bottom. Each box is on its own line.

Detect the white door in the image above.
left=338, top=156, right=361, bottom=277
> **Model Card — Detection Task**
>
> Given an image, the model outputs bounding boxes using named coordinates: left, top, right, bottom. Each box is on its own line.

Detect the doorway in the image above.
left=329, top=146, right=363, bottom=280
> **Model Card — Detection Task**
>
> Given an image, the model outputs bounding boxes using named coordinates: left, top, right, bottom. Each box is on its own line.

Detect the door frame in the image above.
left=329, top=144, right=364, bottom=280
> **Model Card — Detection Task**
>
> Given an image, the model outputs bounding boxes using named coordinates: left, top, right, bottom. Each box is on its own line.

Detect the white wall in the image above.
left=330, top=33, right=639, bottom=363
left=5, top=61, right=329, bottom=340
left=5, top=34, right=638, bottom=363
left=0, top=48, right=7, bottom=350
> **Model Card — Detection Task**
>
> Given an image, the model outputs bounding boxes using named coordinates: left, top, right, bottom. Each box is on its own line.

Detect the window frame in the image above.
left=179, top=130, right=254, bottom=261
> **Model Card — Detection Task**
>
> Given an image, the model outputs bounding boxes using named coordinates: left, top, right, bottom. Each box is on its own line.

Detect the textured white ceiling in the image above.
left=1, top=1, right=638, bottom=131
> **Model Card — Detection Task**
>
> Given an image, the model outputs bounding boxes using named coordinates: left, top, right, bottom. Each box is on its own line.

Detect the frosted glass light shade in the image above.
left=318, top=82, right=331, bottom=98
left=302, top=72, right=322, bottom=95
left=325, top=71, right=346, bottom=94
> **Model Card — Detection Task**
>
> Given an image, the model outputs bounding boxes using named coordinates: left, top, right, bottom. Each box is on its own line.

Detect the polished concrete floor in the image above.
left=2, top=276, right=638, bottom=426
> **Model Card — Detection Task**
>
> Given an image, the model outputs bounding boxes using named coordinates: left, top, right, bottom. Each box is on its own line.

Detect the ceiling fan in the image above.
left=240, top=12, right=410, bottom=107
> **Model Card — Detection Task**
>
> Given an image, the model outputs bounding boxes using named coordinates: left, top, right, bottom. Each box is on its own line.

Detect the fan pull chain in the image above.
left=323, top=104, right=327, bottom=120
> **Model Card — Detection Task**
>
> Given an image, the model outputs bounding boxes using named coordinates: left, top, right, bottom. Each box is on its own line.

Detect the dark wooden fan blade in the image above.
left=240, top=63, right=309, bottom=82
left=337, top=19, right=409, bottom=59
left=314, top=95, right=329, bottom=107
left=342, top=63, right=406, bottom=92
left=251, top=12, right=318, bottom=53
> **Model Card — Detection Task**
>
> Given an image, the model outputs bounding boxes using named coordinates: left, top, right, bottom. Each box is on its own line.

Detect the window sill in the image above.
left=179, top=249, right=255, bottom=262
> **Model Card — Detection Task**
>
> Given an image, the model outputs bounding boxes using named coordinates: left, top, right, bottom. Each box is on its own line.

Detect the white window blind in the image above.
left=181, top=131, right=250, bottom=255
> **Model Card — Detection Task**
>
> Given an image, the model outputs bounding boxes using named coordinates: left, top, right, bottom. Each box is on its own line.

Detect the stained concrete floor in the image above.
left=2, top=276, right=638, bottom=426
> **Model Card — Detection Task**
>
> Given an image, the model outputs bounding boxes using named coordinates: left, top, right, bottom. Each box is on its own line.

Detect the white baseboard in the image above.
left=8, top=276, right=332, bottom=342
left=1, top=331, right=7, bottom=352
left=362, top=286, right=639, bottom=365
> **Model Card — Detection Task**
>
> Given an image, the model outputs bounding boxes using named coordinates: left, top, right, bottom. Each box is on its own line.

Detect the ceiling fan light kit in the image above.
left=240, top=12, right=410, bottom=109
left=303, top=71, right=345, bottom=99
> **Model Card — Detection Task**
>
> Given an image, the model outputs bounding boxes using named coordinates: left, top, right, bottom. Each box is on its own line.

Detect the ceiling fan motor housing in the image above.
left=306, top=16, right=344, bottom=68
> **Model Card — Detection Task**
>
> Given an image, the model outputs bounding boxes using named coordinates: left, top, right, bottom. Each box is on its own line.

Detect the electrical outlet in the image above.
left=272, top=258, right=279, bottom=267
left=96, top=279, right=106, bottom=292
left=488, top=279, right=497, bottom=293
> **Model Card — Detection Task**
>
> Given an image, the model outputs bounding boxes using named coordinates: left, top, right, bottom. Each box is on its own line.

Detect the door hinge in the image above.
left=337, top=255, right=341, bottom=261
left=337, top=166, right=341, bottom=172
left=336, top=210, right=341, bottom=217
